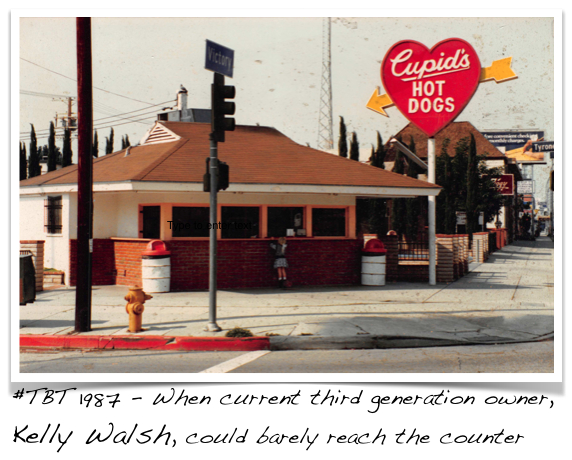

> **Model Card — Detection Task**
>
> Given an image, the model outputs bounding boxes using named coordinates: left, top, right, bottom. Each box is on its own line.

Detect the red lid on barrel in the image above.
left=363, top=238, right=387, bottom=255
left=142, top=240, right=171, bottom=256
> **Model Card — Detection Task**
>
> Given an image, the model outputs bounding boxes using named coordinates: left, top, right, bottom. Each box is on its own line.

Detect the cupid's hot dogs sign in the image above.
left=367, top=38, right=517, bottom=137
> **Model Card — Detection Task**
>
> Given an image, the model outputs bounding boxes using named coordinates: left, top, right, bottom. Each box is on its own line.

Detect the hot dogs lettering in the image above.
left=380, top=39, right=481, bottom=137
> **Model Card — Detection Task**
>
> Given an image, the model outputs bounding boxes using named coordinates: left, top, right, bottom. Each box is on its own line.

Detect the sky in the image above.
left=18, top=14, right=556, bottom=161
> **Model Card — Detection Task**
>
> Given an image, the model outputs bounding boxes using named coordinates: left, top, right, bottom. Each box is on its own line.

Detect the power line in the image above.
left=19, top=115, right=157, bottom=142
left=20, top=57, right=163, bottom=106
left=20, top=99, right=173, bottom=135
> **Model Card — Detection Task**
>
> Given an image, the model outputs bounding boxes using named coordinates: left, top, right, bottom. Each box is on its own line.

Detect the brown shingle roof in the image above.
left=20, top=122, right=440, bottom=190
left=384, top=121, right=507, bottom=162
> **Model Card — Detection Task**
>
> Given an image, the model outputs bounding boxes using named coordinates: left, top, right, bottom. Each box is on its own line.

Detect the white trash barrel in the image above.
left=361, top=239, right=387, bottom=286
left=361, top=254, right=386, bottom=286
left=141, top=240, right=171, bottom=293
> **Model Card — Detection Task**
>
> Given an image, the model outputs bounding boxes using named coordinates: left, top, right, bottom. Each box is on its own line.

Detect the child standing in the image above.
left=270, top=237, right=288, bottom=288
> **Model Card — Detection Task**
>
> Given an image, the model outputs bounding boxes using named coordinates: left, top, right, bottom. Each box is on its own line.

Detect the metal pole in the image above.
left=206, top=132, right=221, bottom=331
left=74, top=17, right=93, bottom=332
left=427, top=137, right=436, bottom=285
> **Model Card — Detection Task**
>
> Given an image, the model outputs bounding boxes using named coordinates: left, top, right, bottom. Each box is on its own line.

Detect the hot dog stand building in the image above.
left=19, top=121, right=440, bottom=290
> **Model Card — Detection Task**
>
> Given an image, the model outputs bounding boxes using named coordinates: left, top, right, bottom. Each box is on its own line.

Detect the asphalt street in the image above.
left=20, top=340, right=554, bottom=373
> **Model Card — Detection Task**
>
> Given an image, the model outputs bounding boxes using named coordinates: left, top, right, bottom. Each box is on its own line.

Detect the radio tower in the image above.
left=317, top=17, right=333, bottom=151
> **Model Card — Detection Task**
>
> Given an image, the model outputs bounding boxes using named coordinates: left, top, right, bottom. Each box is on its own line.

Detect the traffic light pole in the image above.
left=206, top=132, right=221, bottom=332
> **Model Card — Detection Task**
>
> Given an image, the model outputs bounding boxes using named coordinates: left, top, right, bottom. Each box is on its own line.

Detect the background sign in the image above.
left=205, top=40, right=234, bottom=78
left=481, top=130, right=546, bottom=162
left=381, top=38, right=481, bottom=137
left=517, top=180, right=535, bottom=194
left=491, top=174, right=515, bottom=196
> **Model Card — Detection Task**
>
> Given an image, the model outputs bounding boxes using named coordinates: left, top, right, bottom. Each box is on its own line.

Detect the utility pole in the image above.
left=74, top=17, right=94, bottom=332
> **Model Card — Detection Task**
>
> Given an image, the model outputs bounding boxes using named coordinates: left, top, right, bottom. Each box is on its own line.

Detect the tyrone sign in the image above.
left=381, top=38, right=481, bottom=137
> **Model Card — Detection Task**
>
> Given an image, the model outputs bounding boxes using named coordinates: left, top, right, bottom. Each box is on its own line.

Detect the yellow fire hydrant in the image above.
left=125, top=286, right=153, bottom=333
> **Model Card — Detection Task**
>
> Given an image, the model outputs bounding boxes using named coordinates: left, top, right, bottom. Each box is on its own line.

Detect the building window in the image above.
left=140, top=206, right=161, bottom=239
left=172, top=206, right=209, bottom=237
left=267, top=207, right=304, bottom=237
left=44, top=196, right=62, bottom=234
left=312, top=208, right=346, bottom=237
left=221, top=206, right=259, bottom=239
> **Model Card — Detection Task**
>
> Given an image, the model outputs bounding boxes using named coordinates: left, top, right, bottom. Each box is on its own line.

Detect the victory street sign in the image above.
left=205, top=40, right=234, bottom=78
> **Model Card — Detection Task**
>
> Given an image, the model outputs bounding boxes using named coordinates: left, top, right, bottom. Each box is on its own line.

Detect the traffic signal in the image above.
left=218, top=161, right=229, bottom=191
left=211, top=73, right=235, bottom=143
left=203, top=158, right=230, bottom=192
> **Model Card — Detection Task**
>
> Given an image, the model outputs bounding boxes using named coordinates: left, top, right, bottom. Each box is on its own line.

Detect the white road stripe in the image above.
left=199, top=350, right=271, bottom=373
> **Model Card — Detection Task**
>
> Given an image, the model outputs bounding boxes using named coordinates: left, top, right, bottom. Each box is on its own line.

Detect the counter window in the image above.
left=172, top=206, right=209, bottom=237
left=267, top=207, right=304, bottom=237
left=221, top=206, right=259, bottom=239
left=312, top=208, right=346, bottom=237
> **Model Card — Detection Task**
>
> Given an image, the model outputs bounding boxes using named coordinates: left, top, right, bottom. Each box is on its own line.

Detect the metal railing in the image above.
left=398, top=241, right=429, bottom=261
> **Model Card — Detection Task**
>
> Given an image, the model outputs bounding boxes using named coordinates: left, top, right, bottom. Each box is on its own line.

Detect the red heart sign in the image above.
left=381, top=38, right=481, bottom=137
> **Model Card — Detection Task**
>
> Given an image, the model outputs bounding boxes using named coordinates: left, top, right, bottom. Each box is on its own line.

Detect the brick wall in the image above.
left=70, top=238, right=363, bottom=290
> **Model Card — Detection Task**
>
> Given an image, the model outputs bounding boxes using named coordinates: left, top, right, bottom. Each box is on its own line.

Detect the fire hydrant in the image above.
left=125, top=286, right=152, bottom=333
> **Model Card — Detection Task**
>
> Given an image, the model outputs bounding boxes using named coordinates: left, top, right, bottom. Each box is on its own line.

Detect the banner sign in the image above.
left=367, top=39, right=517, bottom=137
left=517, top=180, right=534, bottom=194
left=480, top=130, right=546, bottom=162
left=490, top=174, right=514, bottom=196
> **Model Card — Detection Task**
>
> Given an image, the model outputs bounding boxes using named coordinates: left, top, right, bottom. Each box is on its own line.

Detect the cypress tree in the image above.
left=338, top=117, right=348, bottom=158
left=371, top=131, right=386, bottom=169
left=122, top=134, right=131, bottom=149
left=20, top=142, right=27, bottom=181
left=92, top=130, right=99, bottom=158
left=62, top=128, right=73, bottom=167
left=349, top=132, right=360, bottom=161
left=466, top=134, right=479, bottom=236
left=436, top=138, right=455, bottom=234
left=105, top=128, right=114, bottom=155
left=405, top=137, right=421, bottom=240
left=28, top=124, right=41, bottom=178
left=391, top=150, right=407, bottom=237
left=47, top=121, right=57, bottom=172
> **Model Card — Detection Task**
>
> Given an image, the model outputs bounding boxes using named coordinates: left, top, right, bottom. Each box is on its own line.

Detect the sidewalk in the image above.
left=19, top=237, right=554, bottom=351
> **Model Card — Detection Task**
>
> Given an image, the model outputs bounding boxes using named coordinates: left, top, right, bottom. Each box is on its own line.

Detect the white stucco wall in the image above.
left=20, top=193, right=73, bottom=282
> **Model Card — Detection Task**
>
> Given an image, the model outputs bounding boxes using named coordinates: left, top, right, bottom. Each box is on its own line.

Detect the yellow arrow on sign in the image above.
left=366, top=87, right=394, bottom=117
left=480, top=57, right=517, bottom=83
left=366, top=58, right=518, bottom=116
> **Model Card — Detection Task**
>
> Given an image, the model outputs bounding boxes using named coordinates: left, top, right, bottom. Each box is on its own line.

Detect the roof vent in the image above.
left=141, top=123, right=181, bottom=145
left=124, top=146, right=131, bottom=157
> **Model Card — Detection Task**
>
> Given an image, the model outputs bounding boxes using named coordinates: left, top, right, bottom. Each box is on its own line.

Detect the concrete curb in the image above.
left=20, top=334, right=270, bottom=352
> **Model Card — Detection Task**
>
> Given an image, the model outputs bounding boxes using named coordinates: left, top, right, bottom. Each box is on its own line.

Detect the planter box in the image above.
left=44, top=271, right=65, bottom=285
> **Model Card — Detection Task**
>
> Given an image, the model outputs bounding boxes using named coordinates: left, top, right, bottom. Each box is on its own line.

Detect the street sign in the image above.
left=532, top=140, right=554, bottom=153
left=456, top=211, right=466, bottom=225
left=490, top=174, right=514, bottom=196
left=517, top=180, right=534, bottom=194
left=205, top=40, right=234, bottom=78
